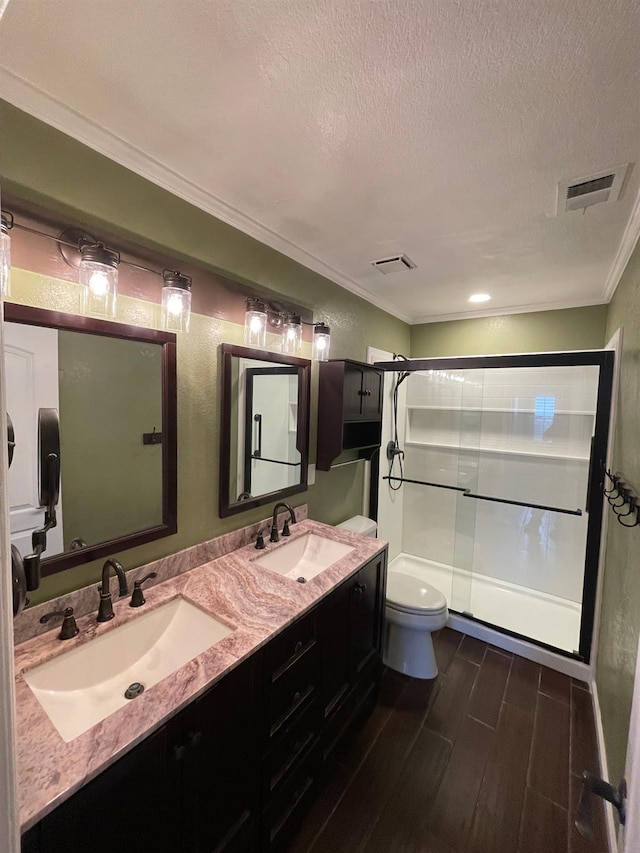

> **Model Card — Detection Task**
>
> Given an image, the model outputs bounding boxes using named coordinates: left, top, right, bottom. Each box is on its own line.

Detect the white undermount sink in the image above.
left=255, top=532, right=354, bottom=582
left=24, top=597, right=234, bottom=742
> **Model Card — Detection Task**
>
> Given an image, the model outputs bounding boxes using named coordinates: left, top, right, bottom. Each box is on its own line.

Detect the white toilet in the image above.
left=337, top=516, right=449, bottom=680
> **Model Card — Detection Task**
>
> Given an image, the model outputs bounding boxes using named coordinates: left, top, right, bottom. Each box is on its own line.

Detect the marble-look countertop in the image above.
left=15, top=519, right=386, bottom=832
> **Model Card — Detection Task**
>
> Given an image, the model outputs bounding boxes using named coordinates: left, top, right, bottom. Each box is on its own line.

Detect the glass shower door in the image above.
left=455, top=363, right=601, bottom=655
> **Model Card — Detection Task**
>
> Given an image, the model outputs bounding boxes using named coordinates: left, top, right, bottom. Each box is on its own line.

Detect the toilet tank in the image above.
left=337, top=515, right=377, bottom=537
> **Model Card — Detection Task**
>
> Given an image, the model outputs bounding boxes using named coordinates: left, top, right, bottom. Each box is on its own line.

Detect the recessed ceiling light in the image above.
left=468, top=293, right=491, bottom=303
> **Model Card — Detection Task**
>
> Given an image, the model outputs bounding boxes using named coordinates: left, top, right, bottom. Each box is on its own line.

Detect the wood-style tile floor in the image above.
left=287, top=628, right=608, bottom=853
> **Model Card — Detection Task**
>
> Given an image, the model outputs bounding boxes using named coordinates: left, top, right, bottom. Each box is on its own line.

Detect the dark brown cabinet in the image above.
left=316, top=360, right=384, bottom=470
left=23, top=549, right=388, bottom=853
left=320, top=551, right=387, bottom=760
left=24, top=656, right=260, bottom=853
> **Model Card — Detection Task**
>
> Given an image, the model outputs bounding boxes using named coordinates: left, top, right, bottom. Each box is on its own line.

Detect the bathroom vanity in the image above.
left=17, top=521, right=387, bottom=852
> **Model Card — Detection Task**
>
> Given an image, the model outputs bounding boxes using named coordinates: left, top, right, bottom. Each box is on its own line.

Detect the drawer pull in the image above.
left=293, top=691, right=301, bottom=704
left=188, top=730, right=203, bottom=748
left=294, top=640, right=303, bottom=655
left=173, top=744, right=186, bottom=762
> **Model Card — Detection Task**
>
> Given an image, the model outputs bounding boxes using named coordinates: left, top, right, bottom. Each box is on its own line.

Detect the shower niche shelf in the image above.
left=405, top=405, right=595, bottom=463
left=404, top=440, right=590, bottom=462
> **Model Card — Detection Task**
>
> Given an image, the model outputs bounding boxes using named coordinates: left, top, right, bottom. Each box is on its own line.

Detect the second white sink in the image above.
left=25, top=597, right=234, bottom=742
left=255, top=532, right=354, bottom=582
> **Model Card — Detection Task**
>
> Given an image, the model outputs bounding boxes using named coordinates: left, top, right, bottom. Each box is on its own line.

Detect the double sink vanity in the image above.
left=5, top=217, right=389, bottom=853
left=17, top=517, right=388, bottom=852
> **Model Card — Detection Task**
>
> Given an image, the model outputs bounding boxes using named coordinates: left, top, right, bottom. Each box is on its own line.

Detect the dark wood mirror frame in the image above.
left=4, top=302, right=178, bottom=575
left=219, top=344, right=310, bottom=518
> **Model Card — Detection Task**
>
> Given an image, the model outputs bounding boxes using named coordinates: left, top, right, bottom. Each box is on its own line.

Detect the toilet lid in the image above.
left=386, top=572, right=447, bottom=613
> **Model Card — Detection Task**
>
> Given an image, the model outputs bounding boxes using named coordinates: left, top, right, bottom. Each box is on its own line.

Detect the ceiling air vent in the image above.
left=370, top=254, right=416, bottom=274
left=557, top=164, right=629, bottom=214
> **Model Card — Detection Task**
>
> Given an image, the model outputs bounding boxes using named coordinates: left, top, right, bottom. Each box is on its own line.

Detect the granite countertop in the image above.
left=15, top=519, right=387, bottom=832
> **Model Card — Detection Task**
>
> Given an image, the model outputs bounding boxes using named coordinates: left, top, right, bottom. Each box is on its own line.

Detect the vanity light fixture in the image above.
left=161, top=269, right=192, bottom=333
left=313, top=323, right=331, bottom=361
left=468, top=293, right=491, bottom=304
left=0, top=212, right=13, bottom=298
left=244, top=297, right=268, bottom=348
left=78, top=242, right=120, bottom=318
left=282, top=313, right=303, bottom=354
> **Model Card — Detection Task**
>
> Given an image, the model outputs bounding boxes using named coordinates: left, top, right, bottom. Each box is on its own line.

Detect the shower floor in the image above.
left=389, top=553, right=582, bottom=655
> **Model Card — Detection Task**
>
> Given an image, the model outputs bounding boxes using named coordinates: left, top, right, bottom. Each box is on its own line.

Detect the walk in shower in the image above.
left=375, top=352, right=614, bottom=662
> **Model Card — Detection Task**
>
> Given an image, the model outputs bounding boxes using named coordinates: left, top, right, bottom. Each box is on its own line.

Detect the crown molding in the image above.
left=602, top=185, right=640, bottom=302
left=411, top=295, right=608, bottom=325
left=0, top=69, right=412, bottom=324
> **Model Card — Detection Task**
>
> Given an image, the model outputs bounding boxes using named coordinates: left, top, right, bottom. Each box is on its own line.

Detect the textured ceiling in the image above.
left=0, top=0, right=639, bottom=323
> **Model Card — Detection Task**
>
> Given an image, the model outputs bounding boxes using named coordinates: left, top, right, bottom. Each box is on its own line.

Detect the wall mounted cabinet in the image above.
left=316, top=360, right=384, bottom=470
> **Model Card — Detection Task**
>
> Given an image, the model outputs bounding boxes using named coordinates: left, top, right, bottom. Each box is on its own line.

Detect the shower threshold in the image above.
left=389, top=553, right=581, bottom=656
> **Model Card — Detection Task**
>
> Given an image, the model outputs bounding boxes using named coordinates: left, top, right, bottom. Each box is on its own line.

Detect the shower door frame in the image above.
left=373, top=350, right=614, bottom=664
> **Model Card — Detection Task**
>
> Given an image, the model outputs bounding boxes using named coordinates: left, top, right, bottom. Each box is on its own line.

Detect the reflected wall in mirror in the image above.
left=220, top=344, right=310, bottom=517
left=4, top=303, right=177, bottom=575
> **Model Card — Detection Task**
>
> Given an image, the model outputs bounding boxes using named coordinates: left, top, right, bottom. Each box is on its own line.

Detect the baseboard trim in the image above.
left=591, top=680, right=619, bottom=852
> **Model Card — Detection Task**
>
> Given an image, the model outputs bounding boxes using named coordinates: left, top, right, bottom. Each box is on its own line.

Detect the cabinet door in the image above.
left=349, top=555, right=385, bottom=677
left=342, top=363, right=364, bottom=420
left=361, top=368, right=383, bottom=420
left=39, top=724, right=180, bottom=853
left=319, top=579, right=351, bottom=719
left=182, top=656, right=260, bottom=853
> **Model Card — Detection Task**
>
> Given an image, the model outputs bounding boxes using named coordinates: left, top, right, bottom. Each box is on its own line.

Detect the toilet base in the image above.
left=383, top=621, right=439, bottom=680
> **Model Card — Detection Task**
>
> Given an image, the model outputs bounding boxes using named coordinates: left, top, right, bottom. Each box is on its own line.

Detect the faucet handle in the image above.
left=254, top=529, right=266, bottom=550
left=40, top=607, right=79, bottom=640
left=130, top=572, right=158, bottom=608
left=270, top=525, right=279, bottom=543
left=282, top=519, right=291, bottom=537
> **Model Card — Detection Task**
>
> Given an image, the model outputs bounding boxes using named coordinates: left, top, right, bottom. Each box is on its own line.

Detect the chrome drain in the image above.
left=296, top=577, right=307, bottom=584
left=124, top=682, right=145, bottom=700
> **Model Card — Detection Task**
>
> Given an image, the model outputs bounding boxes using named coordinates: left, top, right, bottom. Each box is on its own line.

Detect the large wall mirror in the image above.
left=4, top=303, right=177, bottom=575
left=219, top=344, right=310, bottom=517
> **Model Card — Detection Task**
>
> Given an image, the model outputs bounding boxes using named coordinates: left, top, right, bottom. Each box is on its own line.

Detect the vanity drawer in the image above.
left=268, top=642, right=320, bottom=737
left=264, top=744, right=321, bottom=851
left=265, top=608, right=318, bottom=682
left=267, top=698, right=322, bottom=794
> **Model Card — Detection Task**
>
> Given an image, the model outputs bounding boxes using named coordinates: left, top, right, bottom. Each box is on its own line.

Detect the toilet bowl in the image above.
left=384, top=571, right=448, bottom=679
left=336, top=516, right=449, bottom=680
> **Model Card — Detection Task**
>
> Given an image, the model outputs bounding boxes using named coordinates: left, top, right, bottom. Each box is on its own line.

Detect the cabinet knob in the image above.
left=187, top=730, right=203, bottom=748
left=354, top=582, right=367, bottom=595
left=173, top=744, right=187, bottom=762
left=293, top=691, right=301, bottom=704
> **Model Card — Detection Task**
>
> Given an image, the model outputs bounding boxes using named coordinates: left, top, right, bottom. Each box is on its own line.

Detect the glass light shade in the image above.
left=79, top=243, right=119, bottom=318
left=0, top=217, right=11, bottom=298
left=313, top=324, right=331, bottom=361
left=244, top=299, right=267, bottom=348
left=282, top=314, right=302, bottom=354
left=161, top=271, right=192, bottom=333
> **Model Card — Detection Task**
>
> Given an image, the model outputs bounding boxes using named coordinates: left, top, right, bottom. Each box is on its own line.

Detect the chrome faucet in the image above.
left=270, top=502, right=297, bottom=543
left=97, top=558, right=129, bottom=622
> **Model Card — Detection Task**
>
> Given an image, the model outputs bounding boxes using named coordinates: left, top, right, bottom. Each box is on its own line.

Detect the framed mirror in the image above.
left=4, top=303, right=177, bottom=575
left=219, top=344, right=310, bottom=517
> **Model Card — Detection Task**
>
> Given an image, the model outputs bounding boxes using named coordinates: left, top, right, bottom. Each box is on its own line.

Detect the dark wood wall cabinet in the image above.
left=316, top=360, right=384, bottom=470
left=22, top=549, right=387, bottom=853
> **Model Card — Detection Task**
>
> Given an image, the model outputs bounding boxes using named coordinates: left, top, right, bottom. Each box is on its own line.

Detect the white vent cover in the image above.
left=556, top=164, right=629, bottom=214
left=370, top=254, right=416, bottom=274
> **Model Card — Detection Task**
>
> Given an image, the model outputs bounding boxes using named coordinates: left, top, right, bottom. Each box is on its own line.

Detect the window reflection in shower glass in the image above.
left=534, top=395, right=556, bottom=441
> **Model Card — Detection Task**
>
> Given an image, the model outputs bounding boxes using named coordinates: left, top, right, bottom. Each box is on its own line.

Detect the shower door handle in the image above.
left=585, top=436, right=596, bottom=515
left=253, top=413, right=262, bottom=458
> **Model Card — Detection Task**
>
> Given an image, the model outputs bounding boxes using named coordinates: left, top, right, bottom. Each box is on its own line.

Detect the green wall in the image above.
left=596, top=238, right=640, bottom=785
left=58, top=330, right=163, bottom=548
left=0, top=100, right=410, bottom=602
left=411, top=305, right=608, bottom=357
